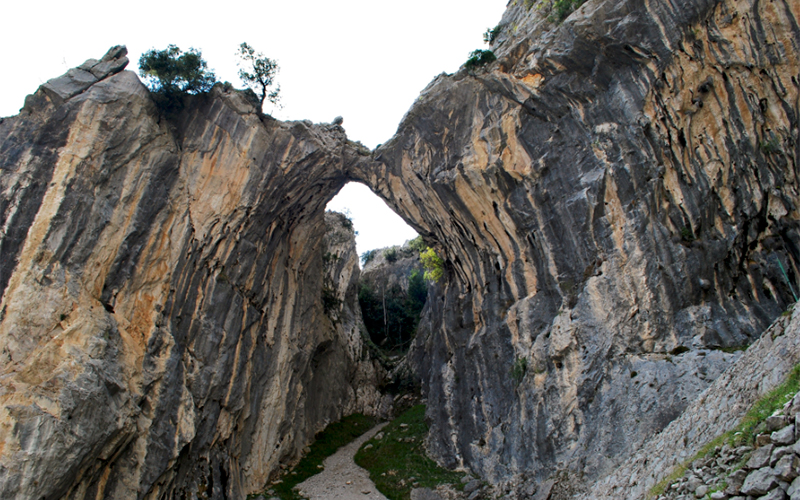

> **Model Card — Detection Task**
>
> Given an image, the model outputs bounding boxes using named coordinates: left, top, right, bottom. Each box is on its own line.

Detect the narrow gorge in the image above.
left=1, top=0, right=800, bottom=497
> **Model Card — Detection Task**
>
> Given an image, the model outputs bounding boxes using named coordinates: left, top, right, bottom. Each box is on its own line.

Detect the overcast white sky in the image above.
left=0, top=0, right=508, bottom=256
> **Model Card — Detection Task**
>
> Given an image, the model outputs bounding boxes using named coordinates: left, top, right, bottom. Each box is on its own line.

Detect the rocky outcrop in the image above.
left=0, top=52, right=379, bottom=499
left=360, top=0, right=800, bottom=491
left=587, top=307, right=800, bottom=499
left=2, top=0, right=800, bottom=494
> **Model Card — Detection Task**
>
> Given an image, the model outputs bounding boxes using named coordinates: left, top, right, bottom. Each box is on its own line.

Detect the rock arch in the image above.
left=3, top=0, right=800, bottom=495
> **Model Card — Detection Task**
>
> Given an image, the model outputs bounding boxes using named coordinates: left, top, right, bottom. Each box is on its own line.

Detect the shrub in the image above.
left=550, top=0, right=586, bottom=22
left=511, top=357, right=528, bottom=384
left=408, top=236, right=426, bottom=253
left=361, top=249, right=377, bottom=266
left=465, top=49, right=497, bottom=70
left=483, top=25, right=502, bottom=44
left=322, top=286, right=341, bottom=314
left=139, top=45, right=217, bottom=95
left=384, top=247, right=398, bottom=263
left=420, top=247, right=444, bottom=283
left=236, top=42, right=280, bottom=110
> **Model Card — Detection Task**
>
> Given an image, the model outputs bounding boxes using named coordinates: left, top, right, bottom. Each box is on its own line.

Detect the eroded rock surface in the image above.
left=360, top=0, right=800, bottom=490
left=0, top=56, right=379, bottom=499
left=2, top=0, right=800, bottom=495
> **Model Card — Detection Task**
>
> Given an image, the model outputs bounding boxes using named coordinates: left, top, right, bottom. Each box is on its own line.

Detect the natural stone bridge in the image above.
left=1, top=0, right=800, bottom=497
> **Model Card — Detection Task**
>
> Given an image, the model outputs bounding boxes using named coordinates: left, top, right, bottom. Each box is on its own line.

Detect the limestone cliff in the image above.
left=2, top=0, right=800, bottom=495
left=0, top=48, right=379, bottom=499
left=362, top=0, right=800, bottom=491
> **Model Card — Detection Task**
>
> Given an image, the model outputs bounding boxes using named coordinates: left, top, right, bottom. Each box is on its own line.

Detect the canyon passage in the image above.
left=2, top=0, right=800, bottom=498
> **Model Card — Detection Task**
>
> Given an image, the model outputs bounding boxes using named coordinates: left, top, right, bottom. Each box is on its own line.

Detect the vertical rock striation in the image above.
left=0, top=49, right=379, bottom=499
left=2, top=0, right=800, bottom=494
left=351, top=0, right=800, bottom=490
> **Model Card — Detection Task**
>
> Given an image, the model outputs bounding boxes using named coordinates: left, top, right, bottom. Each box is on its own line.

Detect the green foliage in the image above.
left=321, top=286, right=341, bottom=315
left=550, top=0, right=586, bottom=22
left=355, top=405, right=464, bottom=500
left=510, top=357, right=528, bottom=384
left=483, top=25, right=502, bottom=44
left=408, top=236, right=426, bottom=254
left=648, top=363, right=800, bottom=498
left=680, top=226, right=695, bottom=242
left=361, top=249, right=377, bottom=266
left=464, top=49, right=497, bottom=70
left=358, top=276, right=427, bottom=353
left=322, top=252, right=340, bottom=264
left=420, top=247, right=444, bottom=283
left=236, top=42, right=280, bottom=110
left=384, top=247, right=398, bottom=263
left=139, top=45, right=217, bottom=96
left=341, top=216, right=354, bottom=230
left=250, top=413, right=378, bottom=500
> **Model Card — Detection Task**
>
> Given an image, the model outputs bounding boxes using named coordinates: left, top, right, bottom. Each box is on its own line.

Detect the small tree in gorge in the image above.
left=236, top=42, right=281, bottom=110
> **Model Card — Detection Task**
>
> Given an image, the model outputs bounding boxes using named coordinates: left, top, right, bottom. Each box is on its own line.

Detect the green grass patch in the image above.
left=648, top=363, right=800, bottom=497
left=250, top=413, right=379, bottom=500
left=355, top=405, right=465, bottom=500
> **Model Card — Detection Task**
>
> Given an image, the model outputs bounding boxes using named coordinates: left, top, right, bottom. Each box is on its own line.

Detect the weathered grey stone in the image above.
left=772, top=426, right=796, bottom=446
left=709, top=491, right=727, bottom=500
left=695, top=484, right=709, bottom=497
left=788, top=476, right=800, bottom=497
left=726, top=469, right=749, bottom=495
left=4, top=0, right=800, bottom=493
left=532, top=480, right=554, bottom=500
left=741, top=468, right=779, bottom=496
left=775, top=455, right=800, bottom=482
left=766, top=416, right=788, bottom=432
left=410, top=488, right=444, bottom=500
left=0, top=55, right=383, bottom=500
left=750, top=445, right=776, bottom=469
left=772, top=446, right=794, bottom=467
left=465, top=479, right=482, bottom=493
left=758, top=488, right=788, bottom=500
left=40, top=67, right=98, bottom=106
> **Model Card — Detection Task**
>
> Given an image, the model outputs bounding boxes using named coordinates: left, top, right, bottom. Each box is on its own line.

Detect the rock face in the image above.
left=588, top=308, right=800, bottom=499
left=0, top=55, right=380, bottom=499
left=2, top=0, right=800, bottom=495
left=370, top=0, right=800, bottom=490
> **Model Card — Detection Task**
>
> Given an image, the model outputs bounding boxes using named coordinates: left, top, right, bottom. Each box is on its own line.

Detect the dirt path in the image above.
left=295, top=422, right=389, bottom=500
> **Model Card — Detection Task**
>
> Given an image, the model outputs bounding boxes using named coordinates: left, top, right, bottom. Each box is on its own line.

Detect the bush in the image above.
left=511, top=357, right=528, bottom=384
left=465, top=49, right=497, bottom=70
left=420, top=247, right=444, bottom=283
left=550, top=0, right=586, bottom=22
left=322, top=286, right=341, bottom=315
left=408, top=236, right=426, bottom=253
left=361, top=249, right=377, bottom=266
left=139, top=45, right=217, bottom=95
left=384, top=247, right=398, bottom=263
left=483, top=25, right=502, bottom=44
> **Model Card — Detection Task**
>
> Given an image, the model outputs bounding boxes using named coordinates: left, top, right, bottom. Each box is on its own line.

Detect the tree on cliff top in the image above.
left=236, top=42, right=281, bottom=110
left=138, top=45, right=217, bottom=95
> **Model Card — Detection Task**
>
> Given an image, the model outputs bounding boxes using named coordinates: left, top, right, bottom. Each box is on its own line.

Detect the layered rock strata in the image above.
left=2, top=0, right=800, bottom=494
left=0, top=49, right=379, bottom=499
left=364, top=0, right=800, bottom=490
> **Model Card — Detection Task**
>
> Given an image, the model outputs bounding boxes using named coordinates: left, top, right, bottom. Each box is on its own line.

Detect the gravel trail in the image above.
left=295, top=422, right=389, bottom=500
